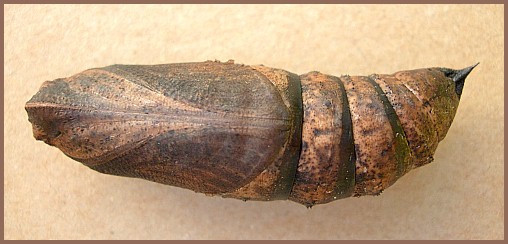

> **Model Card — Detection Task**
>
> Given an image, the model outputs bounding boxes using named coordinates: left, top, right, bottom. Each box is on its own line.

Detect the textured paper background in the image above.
left=4, top=4, right=504, bottom=239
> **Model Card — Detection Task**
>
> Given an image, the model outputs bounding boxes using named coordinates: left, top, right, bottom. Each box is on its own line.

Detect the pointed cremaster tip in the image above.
left=439, top=62, right=479, bottom=98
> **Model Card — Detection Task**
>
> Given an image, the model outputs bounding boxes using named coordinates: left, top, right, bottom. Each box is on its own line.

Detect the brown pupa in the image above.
left=25, top=60, right=477, bottom=207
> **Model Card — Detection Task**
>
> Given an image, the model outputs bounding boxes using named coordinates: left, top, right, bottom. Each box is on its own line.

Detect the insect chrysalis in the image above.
left=26, top=61, right=476, bottom=207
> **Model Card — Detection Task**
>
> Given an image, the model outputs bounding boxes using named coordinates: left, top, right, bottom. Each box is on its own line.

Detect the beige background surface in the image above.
left=4, top=4, right=504, bottom=239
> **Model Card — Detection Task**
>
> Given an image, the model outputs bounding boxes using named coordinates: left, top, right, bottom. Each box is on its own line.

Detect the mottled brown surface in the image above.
left=341, top=76, right=409, bottom=196
left=374, top=72, right=440, bottom=168
left=223, top=65, right=302, bottom=201
left=26, top=61, right=297, bottom=194
left=394, top=69, right=460, bottom=141
left=289, top=72, right=354, bottom=206
left=26, top=61, right=465, bottom=202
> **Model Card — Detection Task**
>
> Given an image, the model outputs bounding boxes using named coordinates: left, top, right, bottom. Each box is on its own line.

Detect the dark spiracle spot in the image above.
left=313, top=128, right=322, bottom=136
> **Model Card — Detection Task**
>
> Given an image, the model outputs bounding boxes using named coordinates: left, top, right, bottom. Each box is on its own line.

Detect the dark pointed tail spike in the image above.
left=439, top=63, right=479, bottom=98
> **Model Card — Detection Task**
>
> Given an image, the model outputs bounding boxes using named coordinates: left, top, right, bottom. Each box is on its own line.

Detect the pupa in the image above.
left=25, top=60, right=477, bottom=207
